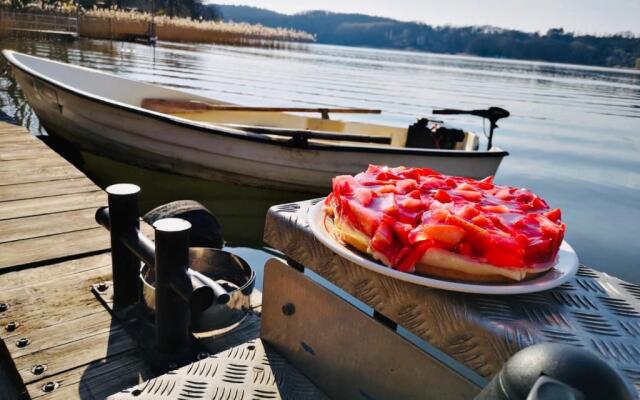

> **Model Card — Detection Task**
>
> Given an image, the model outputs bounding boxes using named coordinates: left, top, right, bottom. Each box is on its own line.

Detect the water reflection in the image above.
left=0, top=37, right=639, bottom=283
left=79, top=150, right=308, bottom=246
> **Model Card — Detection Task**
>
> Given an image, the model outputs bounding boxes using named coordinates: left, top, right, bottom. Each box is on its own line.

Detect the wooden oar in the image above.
left=141, top=98, right=381, bottom=119
left=225, top=123, right=392, bottom=145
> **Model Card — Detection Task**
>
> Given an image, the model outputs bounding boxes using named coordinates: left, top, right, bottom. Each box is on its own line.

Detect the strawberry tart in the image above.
left=324, top=165, right=566, bottom=283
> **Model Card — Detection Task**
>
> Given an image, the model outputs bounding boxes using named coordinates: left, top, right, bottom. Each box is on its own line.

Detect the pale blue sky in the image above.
left=213, top=0, right=640, bottom=35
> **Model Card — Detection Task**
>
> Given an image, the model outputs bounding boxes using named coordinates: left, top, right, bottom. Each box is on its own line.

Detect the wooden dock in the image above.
left=0, top=121, right=330, bottom=400
left=2, top=11, right=78, bottom=41
left=0, top=122, right=154, bottom=399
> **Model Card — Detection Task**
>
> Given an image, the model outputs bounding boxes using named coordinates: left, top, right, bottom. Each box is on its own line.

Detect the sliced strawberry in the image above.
left=477, top=176, right=494, bottom=190
left=484, top=235, right=525, bottom=268
left=420, top=177, right=448, bottom=191
left=530, top=197, right=548, bottom=210
left=333, top=176, right=355, bottom=196
left=453, top=189, right=482, bottom=202
left=471, top=215, right=494, bottom=229
left=516, top=191, right=534, bottom=203
left=396, top=241, right=432, bottom=272
left=410, top=224, right=465, bottom=247
left=433, top=189, right=451, bottom=203
left=354, top=188, right=374, bottom=206
left=371, top=222, right=394, bottom=251
left=379, top=195, right=399, bottom=216
left=539, top=217, right=560, bottom=239
left=400, top=197, right=424, bottom=212
left=376, top=184, right=396, bottom=193
left=446, top=214, right=489, bottom=239
left=525, top=238, right=553, bottom=263
left=545, top=208, right=562, bottom=222
left=396, top=179, right=418, bottom=194
left=391, top=221, right=413, bottom=246
left=456, top=241, right=474, bottom=256
left=481, top=204, right=509, bottom=213
left=495, top=188, right=512, bottom=200
left=445, top=178, right=457, bottom=188
left=457, top=204, right=480, bottom=219
left=490, top=215, right=517, bottom=236
left=457, top=182, right=475, bottom=191
left=346, top=200, right=380, bottom=237
left=426, top=208, right=450, bottom=223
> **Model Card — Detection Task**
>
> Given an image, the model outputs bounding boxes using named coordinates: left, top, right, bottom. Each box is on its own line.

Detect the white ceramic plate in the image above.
left=308, top=201, right=578, bottom=295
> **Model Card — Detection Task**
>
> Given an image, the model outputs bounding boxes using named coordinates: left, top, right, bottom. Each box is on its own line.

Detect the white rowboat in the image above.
left=3, top=50, right=508, bottom=193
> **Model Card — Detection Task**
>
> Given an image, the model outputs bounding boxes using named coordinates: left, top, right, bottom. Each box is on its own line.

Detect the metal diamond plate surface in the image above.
left=264, top=200, right=640, bottom=395
left=108, top=339, right=328, bottom=400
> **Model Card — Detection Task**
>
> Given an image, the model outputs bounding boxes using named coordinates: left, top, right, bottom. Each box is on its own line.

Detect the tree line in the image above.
left=217, top=6, right=640, bottom=69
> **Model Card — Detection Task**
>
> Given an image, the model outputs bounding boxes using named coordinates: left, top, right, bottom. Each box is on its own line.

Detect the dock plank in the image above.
left=0, top=148, right=59, bottom=161
left=0, top=157, right=70, bottom=172
left=0, top=265, right=112, bottom=332
left=15, top=326, right=137, bottom=385
left=0, top=228, right=109, bottom=269
left=0, top=178, right=98, bottom=203
left=0, top=136, right=47, bottom=149
left=0, top=191, right=106, bottom=220
left=27, top=351, right=152, bottom=400
left=0, top=252, right=111, bottom=288
left=0, top=208, right=99, bottom=243
left=0, top=134, right=40, bottom=144
left=0, top=139, right=51, bottom=152
left=0, top=165, right=86, bottom=186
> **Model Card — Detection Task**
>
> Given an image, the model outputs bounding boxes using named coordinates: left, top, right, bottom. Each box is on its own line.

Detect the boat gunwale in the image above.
left=2, top=50, right=509, bottom=158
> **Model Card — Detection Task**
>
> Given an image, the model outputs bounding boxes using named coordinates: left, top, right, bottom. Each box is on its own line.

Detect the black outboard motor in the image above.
left=475, top=343, right=634, bottom=400
left=433, top=106, right=510, bottom=150
left=406, top=118, right=466, bottom=150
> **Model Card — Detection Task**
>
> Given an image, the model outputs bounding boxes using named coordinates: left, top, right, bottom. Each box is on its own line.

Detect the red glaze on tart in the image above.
left=324, top=165, right=566, bottom=282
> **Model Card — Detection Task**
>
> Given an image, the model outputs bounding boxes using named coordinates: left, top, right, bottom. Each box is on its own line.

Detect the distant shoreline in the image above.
left=216, top=5, right=640, bottom=70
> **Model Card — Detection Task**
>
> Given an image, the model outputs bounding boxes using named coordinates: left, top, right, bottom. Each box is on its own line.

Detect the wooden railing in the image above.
left=2, top=11, right=78, bottom=33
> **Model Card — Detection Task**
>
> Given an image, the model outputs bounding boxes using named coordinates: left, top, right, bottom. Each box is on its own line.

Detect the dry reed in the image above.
left=0, top=10, right=9, bottom=39
left=79, top=9, right=315, bottom=44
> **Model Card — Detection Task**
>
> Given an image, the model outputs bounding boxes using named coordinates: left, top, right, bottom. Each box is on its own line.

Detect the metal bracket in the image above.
left=260, top=258, right=481, bottom=399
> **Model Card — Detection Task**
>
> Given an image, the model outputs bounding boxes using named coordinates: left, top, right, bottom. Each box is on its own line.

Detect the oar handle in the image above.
left=433, top=109, right=471, bottom=115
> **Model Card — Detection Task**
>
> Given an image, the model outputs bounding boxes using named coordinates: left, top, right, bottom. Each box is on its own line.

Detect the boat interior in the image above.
left=8, top=50, right=479, bottom=151
left=140, top=98, right=479, bottom=151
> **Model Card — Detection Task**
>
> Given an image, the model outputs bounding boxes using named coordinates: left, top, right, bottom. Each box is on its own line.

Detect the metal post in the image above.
left=154, top=218, right=193, bottom=354
left=106, top=183, right=141, bottom=305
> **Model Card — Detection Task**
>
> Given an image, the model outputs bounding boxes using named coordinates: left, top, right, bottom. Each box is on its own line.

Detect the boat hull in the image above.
left=9, top=56, right=506, bottom=194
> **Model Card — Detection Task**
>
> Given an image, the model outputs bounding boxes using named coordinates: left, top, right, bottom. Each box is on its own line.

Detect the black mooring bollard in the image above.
left=106, top=184, right=141, bottom=305
left=153, top=218, right=193, bottom=354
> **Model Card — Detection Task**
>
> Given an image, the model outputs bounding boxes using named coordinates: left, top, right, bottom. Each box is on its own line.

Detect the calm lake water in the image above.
left=1, top=38, right=639, bottom=284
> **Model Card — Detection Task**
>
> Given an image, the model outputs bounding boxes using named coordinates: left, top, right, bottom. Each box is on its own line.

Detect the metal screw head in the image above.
left=32, top=364, right=46, bottom=375
left=16, top=338, right=29, bottom=348
left=42, top=381, right=58, bottom=393
left=5, top=321, right=18, bottom=332
left=97, top=282, right=109, bottom=292
left=282, top=303, right=296, bottom=316
left=0, top=303, right=8, bottom=312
